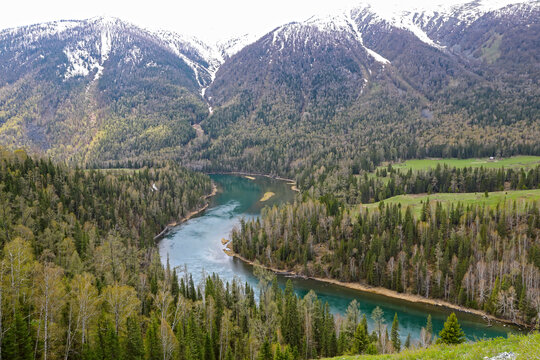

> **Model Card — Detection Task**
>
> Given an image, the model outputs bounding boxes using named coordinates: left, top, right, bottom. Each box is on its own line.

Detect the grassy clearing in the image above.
left=357, top=189, right=540, bottom=217
left=379, top=156, right=540, bottom=172
left=323, top=332, right=540, bottom=360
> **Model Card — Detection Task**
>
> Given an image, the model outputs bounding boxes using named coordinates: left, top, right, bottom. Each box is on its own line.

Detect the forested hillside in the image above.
left=232, top=188, right=540, bottom=327
left=0, top=18, right=211, bottom=164
left=196, top=1, right=540, bottom=177
left=0, top=2, right=538, bottom=174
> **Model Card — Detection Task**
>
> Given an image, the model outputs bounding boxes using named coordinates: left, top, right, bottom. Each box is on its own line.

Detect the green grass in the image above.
left=481, top=33, right=503, bottom=64
left=323, top=332, right=540, bottom=360
left=358, top=189, right=540, bottom=217
left=379, top=156, right=540, bottom=172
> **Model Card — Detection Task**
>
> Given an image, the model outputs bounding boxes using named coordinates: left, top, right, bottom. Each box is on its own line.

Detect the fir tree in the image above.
left=2, top=311, right=33, bottom=360
left=145, top=317, right=162, bottom=360
left=204, top=333, right=215, bottom=360
left=124, top=317, right=144, bottom=360
left=404, top=333, right=411, bottom=349
left=426, top=314, right=433, bottom=345
left=352, top=322, right=369, bottom=354
left=258, top=338, right=272, bottom=360
left=96, top=316, right=121, bottom=360
left=437, top=313, right=466, bottom=345
left=390, top=313, right=400, bottom=352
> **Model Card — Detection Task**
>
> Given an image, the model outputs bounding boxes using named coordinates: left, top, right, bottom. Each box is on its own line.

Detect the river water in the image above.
left=159, top=174, right=518, bottom=342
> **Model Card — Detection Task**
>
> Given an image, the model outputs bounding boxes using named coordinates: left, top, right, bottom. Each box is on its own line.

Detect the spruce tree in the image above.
left=258, top=338, right=272, bottom=360
left=124, top=317, right=144, bottom=360
left=390, top=313, right=400, bottom=352
left=3, top=311, right=33, bottom=360
left=282, top=280, right=301, bottom=350
left=426, top=314, right=433, bottom=345
left=404, top=333, right=411, bottom=349
left=97, top=316, right=121, bottom=360
left=204, top=333, right=215, bottom=360
left=145, top=317, right=162, bottom=360
left=352, top=322, right=369, bottom=354
left=437, top=313, right=466, bottom=345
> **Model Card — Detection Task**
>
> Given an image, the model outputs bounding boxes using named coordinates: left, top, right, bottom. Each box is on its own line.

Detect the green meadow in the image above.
left=380, top=156, right=540, bottom=172
left=358, top=189, right=540, bottom=217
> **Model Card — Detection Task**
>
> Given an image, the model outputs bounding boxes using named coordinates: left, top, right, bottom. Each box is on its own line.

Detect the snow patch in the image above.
left=63, top=43, right=100, bottom=79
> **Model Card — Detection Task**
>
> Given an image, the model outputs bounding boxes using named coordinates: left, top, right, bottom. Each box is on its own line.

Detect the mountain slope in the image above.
left=0, top=1, right=538, bottom=172
left=197, top=1, right=539, bottom=176
left=0, top=17, right=217, bottom=163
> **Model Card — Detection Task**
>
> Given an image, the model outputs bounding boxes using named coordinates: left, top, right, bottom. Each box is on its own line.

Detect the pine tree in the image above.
left=145, top=317, right=162, bottom=360
left=352, top=322, right=369, bottom=354
left=404, top=333, right=411, bottom=349
left=96, top=316, right=121, bottom=360
left=204, top=333, right=215, bottom=360
left=282, top=280, right=301, bottom=350
left=258, top=338, right=272, bottom=360
left=2, top=311, right=33, bottom=360
left=390, top=313, right=400, bottom=352
left=426, top=314, right=433, bottom=345
left=437, top=313, right=466, bottom=345
left=124, top=317, right=144, bottom=360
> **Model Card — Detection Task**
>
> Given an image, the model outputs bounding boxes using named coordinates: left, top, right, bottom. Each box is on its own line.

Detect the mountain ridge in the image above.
left=0, top=0, right=538, bottom=172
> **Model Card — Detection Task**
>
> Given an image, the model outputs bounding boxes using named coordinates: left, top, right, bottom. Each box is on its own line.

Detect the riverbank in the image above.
left=225, top=250, right=528, bottom=329
left=154, top=183, right=218, bottom=240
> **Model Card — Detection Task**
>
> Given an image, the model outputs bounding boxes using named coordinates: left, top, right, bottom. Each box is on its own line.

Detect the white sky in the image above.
left=0, top=0, right=519, bottom=43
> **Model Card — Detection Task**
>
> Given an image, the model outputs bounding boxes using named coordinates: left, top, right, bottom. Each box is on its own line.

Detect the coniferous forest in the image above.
left=232, top=197, right=540, bottom=326
left=0, top=148, right=450, bottom=359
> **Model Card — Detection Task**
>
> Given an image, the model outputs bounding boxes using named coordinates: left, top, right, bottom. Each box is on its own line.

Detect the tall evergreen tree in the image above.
left=390, top=313, right=401, bottom=352
left=426, top=314, right=433, bottom=345
left=437, top=313, right=466, bottom=345
left=124, top=317, right=144, bottom=360
left=145, top=317, right=162, bottom=360
left=404, top=333, right=411, bottom=349
left=2, top=311, right=33, bottom=360
left=352, top=322, right=369, bottom=354
left=258, top=338, right=272, bottom=360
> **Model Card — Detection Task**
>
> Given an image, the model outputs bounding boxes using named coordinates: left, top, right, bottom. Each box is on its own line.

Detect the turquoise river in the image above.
left=159, top=174, right=520, bottom=343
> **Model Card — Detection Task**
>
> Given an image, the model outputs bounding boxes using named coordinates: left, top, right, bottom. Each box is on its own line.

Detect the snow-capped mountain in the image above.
left=0, top=0, right=538, bottom=167
left=0, top=16, right=222, bottom=89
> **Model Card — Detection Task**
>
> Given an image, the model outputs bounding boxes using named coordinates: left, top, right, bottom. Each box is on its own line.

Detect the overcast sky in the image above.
left=0, top=0, right=517, bottom=43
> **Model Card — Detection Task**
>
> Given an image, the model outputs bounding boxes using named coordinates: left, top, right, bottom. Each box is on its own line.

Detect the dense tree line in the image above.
left=232, top=197, right=540, bottom=326
left=299, top=164, right=540, bottom=205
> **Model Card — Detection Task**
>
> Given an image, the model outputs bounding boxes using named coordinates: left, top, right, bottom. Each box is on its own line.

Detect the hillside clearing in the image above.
left=379, top=156, right=540, bottom=172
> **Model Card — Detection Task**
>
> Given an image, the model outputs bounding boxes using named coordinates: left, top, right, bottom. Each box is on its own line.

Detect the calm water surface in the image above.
left=159, top=174, right=519, bottom=341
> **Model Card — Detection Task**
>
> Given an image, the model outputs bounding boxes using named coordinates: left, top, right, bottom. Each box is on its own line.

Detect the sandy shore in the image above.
left=226, top=251, right=528, bottom=329
left=154, top=183, right=218, bottom=240
left=260, top=191, right=275, bottom=202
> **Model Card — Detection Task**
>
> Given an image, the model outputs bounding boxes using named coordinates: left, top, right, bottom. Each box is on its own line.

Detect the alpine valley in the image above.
left=0, top=1, right=540, bottom=360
